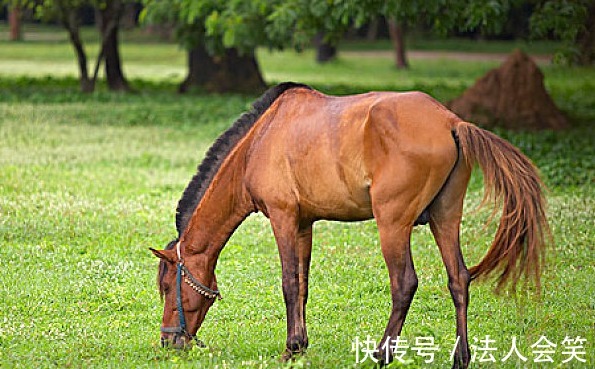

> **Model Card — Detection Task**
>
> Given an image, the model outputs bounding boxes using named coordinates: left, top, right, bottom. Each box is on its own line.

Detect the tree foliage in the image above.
left=144, top=0, right=518, bottom=56
left=530, top=0, right=594, bottom=65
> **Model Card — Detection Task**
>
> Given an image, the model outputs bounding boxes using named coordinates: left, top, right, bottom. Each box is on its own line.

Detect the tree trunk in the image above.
left=576, top=3, right=594, bottom=66
left=97, top=0, right=130, bottom=92
left=388, top=18, right=408, bottom=69
left=220, top=48, right=267, bottom=93
left=8, top=6, right=22, bottom=41
left=120, top=3, right=139, bottom=30
left=178, top=45, right=217, bottom=93
left=60, top=8, right=95, bottom=93
left=66, top=25, right=95, bottom=93
left=179, top=46, right=266, bottom=94
left=103, top=27, right=130, bottom=91
left=314, top=32, right=337, bottom=63
left=366, top=18, right=379, bottom=41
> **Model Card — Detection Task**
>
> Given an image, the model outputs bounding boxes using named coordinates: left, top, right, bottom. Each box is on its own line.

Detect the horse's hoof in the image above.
left=373, top=350, right=392, bottom=367
left=451, top=359, right=469, bottom=369
left=281, top=349, right=293, bottom=362
left=281, top=347, right=306, bottom=362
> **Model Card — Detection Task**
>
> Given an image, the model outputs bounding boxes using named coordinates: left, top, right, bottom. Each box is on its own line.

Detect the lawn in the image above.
left=0, top=27, right=593, bottom=368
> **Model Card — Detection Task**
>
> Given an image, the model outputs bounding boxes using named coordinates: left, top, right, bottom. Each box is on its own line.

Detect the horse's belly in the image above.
left=288, top=136, right=373, bottom=220
left=295, top=180, right=373, bottom=221
left=304, top=202, right=374, bottom=222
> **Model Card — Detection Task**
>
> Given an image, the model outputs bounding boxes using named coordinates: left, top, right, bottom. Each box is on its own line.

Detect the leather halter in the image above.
left=160, top=242, right=220, bottom=339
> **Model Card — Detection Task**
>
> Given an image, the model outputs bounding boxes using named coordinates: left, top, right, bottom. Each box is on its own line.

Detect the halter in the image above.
left=160, top=242, right=221, bottom=340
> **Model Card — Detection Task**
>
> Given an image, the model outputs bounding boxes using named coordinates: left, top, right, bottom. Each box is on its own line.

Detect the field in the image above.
left=0, top=28, right=593, bottom=368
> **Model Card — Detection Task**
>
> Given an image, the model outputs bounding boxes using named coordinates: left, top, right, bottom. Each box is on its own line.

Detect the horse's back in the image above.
left=244, top=88, right=459, bottom=222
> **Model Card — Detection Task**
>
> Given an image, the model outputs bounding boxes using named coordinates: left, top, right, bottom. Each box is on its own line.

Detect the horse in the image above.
left=150, top=82, right=549, bottom=368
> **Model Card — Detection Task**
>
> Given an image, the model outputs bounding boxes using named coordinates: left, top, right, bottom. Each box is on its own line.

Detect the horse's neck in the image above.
left=180, top=150, right=254, bottom=257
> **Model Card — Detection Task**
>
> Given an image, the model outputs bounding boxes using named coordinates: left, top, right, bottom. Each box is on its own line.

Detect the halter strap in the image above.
left=160, top=242, right=221, bottom=338
left=175, top=261, right=187, bottom=332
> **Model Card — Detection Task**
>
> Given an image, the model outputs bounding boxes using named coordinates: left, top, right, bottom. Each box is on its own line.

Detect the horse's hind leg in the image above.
left=370, top=186, right=420, bottom=364
left=374, top=222, right=417, bottom=364
left=268, top=207, right=313, bottom=359
left=429, top=160, right=472, bottom=369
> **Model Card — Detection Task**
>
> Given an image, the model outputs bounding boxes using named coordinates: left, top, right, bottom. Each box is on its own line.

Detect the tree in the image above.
left=266, top=0, right=514, bottom=69
left=142, top=0, right=266, bottom=93
left=314, top=32, right=337, bottom=63
left=8, top=4, right=22, bottom=41
left=381, top=0, right=514, bottom=69
left=22, top=0, right=131, bottom=92
left=144, top=0, right=396, bottom=90
left=387, top=19, right=408, bottom=68
left=379, top=0, right=595, bottom=68
left=96, top=0, right=131, bottom=91
left=531, top=0, right=594, bottom=65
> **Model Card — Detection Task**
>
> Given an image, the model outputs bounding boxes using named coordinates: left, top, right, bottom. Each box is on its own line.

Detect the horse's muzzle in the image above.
left=160, top=333, right=192, bottom=349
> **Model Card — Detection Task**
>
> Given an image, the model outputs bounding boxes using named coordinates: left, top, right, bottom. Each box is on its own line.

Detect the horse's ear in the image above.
left=150, top=248, right=176, bottom=263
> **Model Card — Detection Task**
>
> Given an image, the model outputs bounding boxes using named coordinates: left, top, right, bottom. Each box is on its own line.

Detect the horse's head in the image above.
left=151, top=241, right=220, bottom=349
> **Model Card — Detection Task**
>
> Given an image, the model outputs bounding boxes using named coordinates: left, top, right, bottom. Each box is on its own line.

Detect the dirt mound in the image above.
left=449, top=49, right=568, bottom=130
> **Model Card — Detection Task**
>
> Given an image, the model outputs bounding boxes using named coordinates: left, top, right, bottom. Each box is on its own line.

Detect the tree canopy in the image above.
left=531, top=0, right=594, bottom=65
left=144, top=0, right=515, bottom=54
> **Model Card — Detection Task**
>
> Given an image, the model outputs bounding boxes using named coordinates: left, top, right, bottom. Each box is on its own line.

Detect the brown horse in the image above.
left=150, top=82, right=549, bottom=368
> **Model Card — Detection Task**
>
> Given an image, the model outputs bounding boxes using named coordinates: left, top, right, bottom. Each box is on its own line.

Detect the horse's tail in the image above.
left=455, top=122, right=550, bottom=291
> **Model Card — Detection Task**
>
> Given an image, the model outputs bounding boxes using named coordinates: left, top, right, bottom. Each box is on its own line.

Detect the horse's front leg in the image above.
left=269, top=209, right=313, bottom=359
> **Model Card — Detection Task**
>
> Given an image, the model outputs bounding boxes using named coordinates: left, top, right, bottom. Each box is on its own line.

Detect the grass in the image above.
left=0, top=27, right=593, bottom=368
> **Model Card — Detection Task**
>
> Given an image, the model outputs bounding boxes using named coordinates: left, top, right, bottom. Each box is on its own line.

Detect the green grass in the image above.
left=0, top=31, right=593, bottom=368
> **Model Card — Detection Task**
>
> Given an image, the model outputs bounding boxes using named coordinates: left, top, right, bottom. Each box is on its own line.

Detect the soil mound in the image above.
left=449, top=49, right=568, bottom=130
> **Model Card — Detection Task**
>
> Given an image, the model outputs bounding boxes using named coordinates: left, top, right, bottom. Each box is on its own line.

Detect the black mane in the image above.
left=174, top=82, right=312, bottom=238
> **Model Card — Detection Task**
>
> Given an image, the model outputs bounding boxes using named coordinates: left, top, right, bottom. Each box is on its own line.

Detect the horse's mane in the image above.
left=174, top=82, right=312, bottom=237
